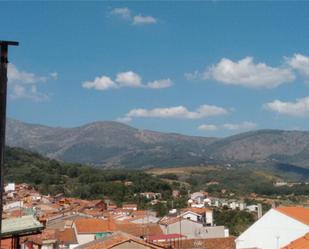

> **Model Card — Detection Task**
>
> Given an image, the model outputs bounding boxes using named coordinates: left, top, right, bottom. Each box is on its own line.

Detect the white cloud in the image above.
left=11, top=85, right=49, bottom=101
left=188, top=57, right=295, bottom=88
left=286, top=53, right=309, bottom=77
left=82, top=76, right=117, bottom=91
left=8, top=64, right=55, bottom=101
left=119, top=104, right=229, bottom=121
left=133, top=15, right=157, bottom=25
left=8, top=64, right=50, bottom=84
left=110, top=7, right=157, bottom=25
left=82, top=71, right=173, bottom=91
left=265, top=97, right=309, bottom=117
left=184, top=71, right=200, bottom=80
left=116, top=71, right=142, bottom=87
left=146, top=79, right=173, bottom=89
left=111, top=7, right=131, bottom=19
left=198, top=124, right=218, bottom=131
left=198, top=121, right=257, bottom=132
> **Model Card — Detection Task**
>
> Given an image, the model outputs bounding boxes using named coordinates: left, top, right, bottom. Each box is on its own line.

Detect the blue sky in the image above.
left=2, top=1, right=309, bottom=137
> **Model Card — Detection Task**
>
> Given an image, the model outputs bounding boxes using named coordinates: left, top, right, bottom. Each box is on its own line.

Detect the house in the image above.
left=122, top=204, right=137, bottom=211
left=147, top=233, right=186, bottom=243
left=129, top=215, right=160, bottom=224
left=159, top=217, right=227, bottom=239
left=140, top=192, right=162, bottom=200
left=22, top=228, right=78, bottom=249
left=236, top=206, right=309, bottom=249
left=157, top=237, right=236, bottom=249
left=3, top=201, right=23, bottom=211
left=190, top=192, right=207, bottom=205
left=246, top=204, right=259, bottom=212
left=73, top=218, right=116, bottom=245
left=115, top=222, right=163, bottom=238
left=167, top=237, right=236, bottom=249
left=75, top=231, right=165, bottom=249
left=5, top=183, right=15, bottom=192
left=281, top=232, right=309, bottom=249
left=57, top=228, right=79, bottom=249
left=180, top=207, right=213, bottom=226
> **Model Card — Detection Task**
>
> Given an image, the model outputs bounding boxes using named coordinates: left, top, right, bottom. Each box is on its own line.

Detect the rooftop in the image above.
left=74, top=218, right=116, bottom=234
left=1, top=215, right=44, bottom=238
left=75, top=231, right=165, bottom=249
left=282, top=233, right=309, bottom=249
left=276, top=206, right=309, bottom=226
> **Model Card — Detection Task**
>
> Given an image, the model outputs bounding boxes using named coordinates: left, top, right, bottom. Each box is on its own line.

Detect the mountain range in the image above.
left=6, top=118, right=309, bottom=169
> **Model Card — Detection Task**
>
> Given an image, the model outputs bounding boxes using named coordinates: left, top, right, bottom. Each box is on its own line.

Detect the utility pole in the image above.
left=0, top=41, right=19, bottom=247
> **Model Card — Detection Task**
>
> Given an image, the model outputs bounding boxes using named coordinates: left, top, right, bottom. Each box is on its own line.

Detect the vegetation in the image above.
left=213, top=207, right=256, bottom=236
left=4, top=147, right=172, bottom=206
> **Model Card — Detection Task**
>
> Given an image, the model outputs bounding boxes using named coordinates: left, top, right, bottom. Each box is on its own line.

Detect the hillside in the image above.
left=6, top=119, right=216, bottom=168
left=4, top=147, right=172, bottom=205
left=6, top=119, right=309, bottom=169
left=206, top=130, right=309, bottom=167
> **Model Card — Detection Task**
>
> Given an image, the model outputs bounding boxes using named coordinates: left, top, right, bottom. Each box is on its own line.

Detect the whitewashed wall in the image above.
left=236, top=209, right=309, bottom=249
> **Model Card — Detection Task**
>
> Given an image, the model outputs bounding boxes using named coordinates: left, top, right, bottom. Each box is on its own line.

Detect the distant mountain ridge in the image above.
left=6, top=118, right=309, bottom=169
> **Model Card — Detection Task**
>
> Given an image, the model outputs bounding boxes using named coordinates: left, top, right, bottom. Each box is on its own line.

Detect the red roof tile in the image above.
left=74, top=218, right=116, bottom=234
left=75, top=231, right=165, bottom=249
left=282, top=233, right=309, bottom=249
left=276, top=207, right=309, bottom=226
left=147, top=234, right=186, bottom=241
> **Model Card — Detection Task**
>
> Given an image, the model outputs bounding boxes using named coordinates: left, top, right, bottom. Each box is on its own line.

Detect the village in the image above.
left=0, top=182, right=308, bottom=249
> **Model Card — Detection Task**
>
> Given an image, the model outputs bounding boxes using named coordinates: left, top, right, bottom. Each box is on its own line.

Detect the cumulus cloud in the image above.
left=265, top=97, right=309, bottom=117
left=133, top=15, right=157, bottom=25
left=82, top=71, right=172, bottom=91
left=116, top=71, right=142, bottom=87
left=8, top=64, right=55, bottom=101
left=110, top=7, right=157, bottom=25
left=286, top=53, right=309, bottom=77
left=198, top=121, right=257, bottom=132
left=118, top=104, right=229, bottom=122
left=82, top=76, right=117, bottom=91
left=187, top=57, right=295, bottom=88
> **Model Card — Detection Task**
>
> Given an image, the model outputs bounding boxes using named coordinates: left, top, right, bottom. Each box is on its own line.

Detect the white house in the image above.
left=236, top=206, right=309, bottom=249
left=5, top=183, right=15, bottom=192
left=180, top=207, right=213, bottom=226
left=190, top=192, right=207, bottom=204
left=159, top=217, right=227, bottom=239
left=3, top=200, right=23, bottom=211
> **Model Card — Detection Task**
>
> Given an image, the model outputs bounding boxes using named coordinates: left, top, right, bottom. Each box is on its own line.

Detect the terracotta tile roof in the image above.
left=159, top=237, right=236, bottom=249
left=1, top=238, right=14, bottom=249
left=282, top=233, right=309, bottom=249
left=74, top=218, right=116, bottom=234
left=57, top=228, right=78, bottom=245
left=159, top=217, right=183, bottom=226
left=75, top=231, right=165, bottom=249
left=122, top=204, right=137, bottom=209
left=21, top=229, right=57, bottom=245
left=181, top=207, right=212, bottom=215
left=115, top=222, right=163, bottom=237
left=81, top=209, right=104, bottom=217
left=159, top=217, right=190, bottom=226
left=276, top=206, right=309, bottom=226
left=147, top=233, right=186, bottom=241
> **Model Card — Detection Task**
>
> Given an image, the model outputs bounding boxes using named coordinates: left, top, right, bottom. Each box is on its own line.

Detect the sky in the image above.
left=2, top=1, right=309, bottom=137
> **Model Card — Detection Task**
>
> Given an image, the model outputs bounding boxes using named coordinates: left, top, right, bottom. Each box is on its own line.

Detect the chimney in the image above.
left=257, top=204, right=263, bottom=219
